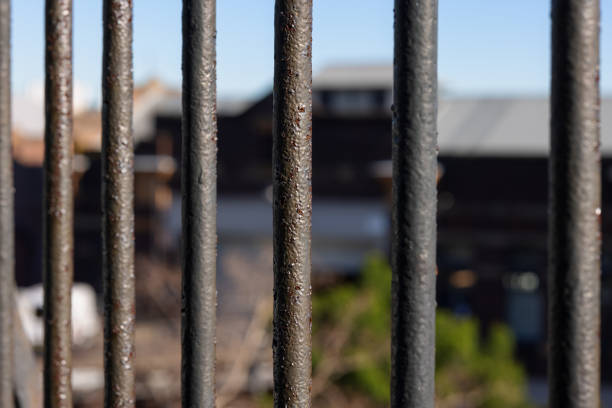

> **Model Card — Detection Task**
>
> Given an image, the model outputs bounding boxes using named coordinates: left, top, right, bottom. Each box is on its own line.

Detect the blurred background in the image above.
left=10, top=1, right=612, bottom=407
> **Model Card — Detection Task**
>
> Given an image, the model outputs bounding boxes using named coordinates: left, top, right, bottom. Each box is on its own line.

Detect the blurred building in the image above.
left=149, top=65, right=612, bottom=378
left=11, top=65, right=612, bottom=379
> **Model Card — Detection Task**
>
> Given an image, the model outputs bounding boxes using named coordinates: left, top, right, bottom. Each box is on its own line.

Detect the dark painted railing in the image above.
left=0, top=1, right=603, bottom=407
left=549, top=1, right=601, bottom=407
left=181, top=0, right=218, bottom=406
left=391, top=1, right=438, bottom=406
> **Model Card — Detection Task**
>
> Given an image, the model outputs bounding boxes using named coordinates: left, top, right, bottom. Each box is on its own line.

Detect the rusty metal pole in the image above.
left=181, top=0, right=218, bottom=406
left=549, top=1, right=601, bottom=407
left=102, top=1, right=135, bottom=406
left=43, top=1, right=74, bottom=407
left=0, top=1, right=12, bottom=407
left=272, top=1, right=313, bottom=406
left=391, top=1, right=438, bottom=407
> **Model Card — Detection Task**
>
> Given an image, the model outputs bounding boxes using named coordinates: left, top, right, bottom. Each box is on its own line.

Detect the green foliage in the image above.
left=311, top=253, right=534, bottom=408
left=256, top=391, right=274, bottom=408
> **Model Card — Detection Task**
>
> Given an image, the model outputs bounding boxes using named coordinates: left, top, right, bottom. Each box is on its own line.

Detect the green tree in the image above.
left=311, top=254, right=533, bottom=408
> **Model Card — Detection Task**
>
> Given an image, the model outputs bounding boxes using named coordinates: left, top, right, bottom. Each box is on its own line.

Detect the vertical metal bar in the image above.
left=549, top=1, right=601, bottom=407
left=391, top=1, right=438, bottom=407
left=272, top=1, right=312, bottom=406
left=181, top=0, right=217, bottom=406
left=102, top=1, right=135, bottom=406
left=44, top=1, right=73, bottom=407
left=0, top=1, right=11, bottom=407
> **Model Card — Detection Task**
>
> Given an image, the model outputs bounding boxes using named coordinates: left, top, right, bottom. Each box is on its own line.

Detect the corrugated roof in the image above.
left=155, top=94, right=254, bottom=117
left=438, top=98, right=612, bottom=156
left=310, top=65, right=612, bottom=156
left=126, top=66, right=612, bottom=158
left=313, top=65, right=393, bottom=90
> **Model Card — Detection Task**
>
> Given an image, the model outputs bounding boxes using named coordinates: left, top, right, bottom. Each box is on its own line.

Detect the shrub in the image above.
left=311, top=254, right=533, bottom=408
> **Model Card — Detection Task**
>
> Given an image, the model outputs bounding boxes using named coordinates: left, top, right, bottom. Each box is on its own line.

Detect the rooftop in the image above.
left=313, top=64, right=393, bottom=91
left=11, top=67, right=612, bottom=159
left=439, top=98, right=612, bottom=156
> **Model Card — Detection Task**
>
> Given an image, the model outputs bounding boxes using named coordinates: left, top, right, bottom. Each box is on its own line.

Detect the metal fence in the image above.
left=0, top=0, right=602, bottom=407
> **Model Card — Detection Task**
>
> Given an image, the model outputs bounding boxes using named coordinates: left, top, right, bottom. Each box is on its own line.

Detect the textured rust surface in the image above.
left=549, top=1, right=601, bottom=407
left=391, top=1, right=438, bottom=407
left=272, top=1, right=313, bottom=406
left=181, top=0, right=218, bottom=406
left=102, top=1, right=135, bottom=406
left=43, top=1, right=73, bottom=406
left=0, top=1, right=12, bottom=407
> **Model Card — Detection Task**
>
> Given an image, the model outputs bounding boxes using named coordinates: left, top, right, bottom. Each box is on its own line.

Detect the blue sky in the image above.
left=11, top=1, right=612, bottom=105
